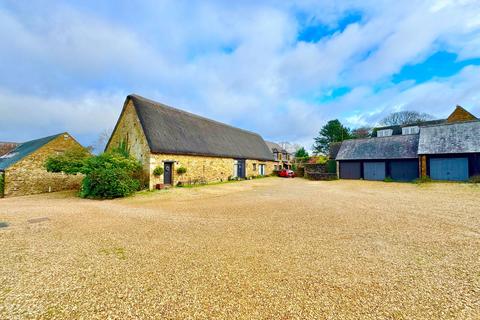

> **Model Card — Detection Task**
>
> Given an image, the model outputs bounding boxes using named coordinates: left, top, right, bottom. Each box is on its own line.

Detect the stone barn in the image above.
left=0, top=133, right=85, bottom=197
left=106, top=94, right=276, bottom=189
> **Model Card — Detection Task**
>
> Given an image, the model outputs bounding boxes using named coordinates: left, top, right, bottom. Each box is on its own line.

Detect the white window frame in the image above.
left=259, top=164, right=266, bottom=175
left=377, top=129, right=393, bottom=137
left=402, top=126, right=419, bottom=135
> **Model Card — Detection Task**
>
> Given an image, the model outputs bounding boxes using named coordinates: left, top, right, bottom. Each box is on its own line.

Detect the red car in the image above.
left=279, top=169, right=296, bottom=178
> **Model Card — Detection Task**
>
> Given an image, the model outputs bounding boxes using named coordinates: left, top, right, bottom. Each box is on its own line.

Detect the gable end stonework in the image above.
left=447, top=106, right=478, bottom=123
left=107, top=95, right=276, bottom=189
left=1, top=133, right=84, bottom=197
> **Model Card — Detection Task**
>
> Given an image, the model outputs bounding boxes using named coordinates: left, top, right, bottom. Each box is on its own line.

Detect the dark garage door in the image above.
left=340, top=162, right=361, bottom=179
left=390, top=160, right=419, bottom=181
left=430, top=158, right=469, bottom=181
left=364, top=162, right=385, bottom=181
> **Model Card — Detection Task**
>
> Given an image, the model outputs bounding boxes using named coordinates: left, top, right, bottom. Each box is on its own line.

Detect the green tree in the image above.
left=313, top=120, right=351, bottom=155
left=45, top=146, right=142, bottom=199
left=295, top=147, right=309, bottom=158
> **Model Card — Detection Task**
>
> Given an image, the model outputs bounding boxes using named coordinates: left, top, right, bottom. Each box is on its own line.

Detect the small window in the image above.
left=259, top=164, right=266, bottom=175
left=377, top=129, right=393, bottom=137
left=253, top=163, right=257, bottom=171
left=402, top=126, right=419, bottom=135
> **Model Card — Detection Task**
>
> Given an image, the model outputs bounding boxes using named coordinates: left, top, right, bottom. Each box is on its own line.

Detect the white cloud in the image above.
left=0, top=0, right=479, bottom=149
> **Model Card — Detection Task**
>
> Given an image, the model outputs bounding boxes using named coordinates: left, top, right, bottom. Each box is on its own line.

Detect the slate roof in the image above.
left=336, top=135, right=420, bottom=160
left=418, top=121, right=480, bottom=154
left=128, top=95, right=274, bottom=161
left=374, top=119, right=446, bottom=136
left=0, top=134, right=62, bottom=171
left=265, top=141, right=283, bottom=153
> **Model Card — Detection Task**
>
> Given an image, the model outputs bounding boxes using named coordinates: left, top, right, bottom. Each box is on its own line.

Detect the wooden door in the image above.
left=164, top=162, right=173, bottom=185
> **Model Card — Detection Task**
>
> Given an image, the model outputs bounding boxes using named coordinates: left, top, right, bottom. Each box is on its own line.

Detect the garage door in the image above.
left=339, top=162, right=361, bottom=179
left=430, top=158, right=469, bottom=181
left=363, top=162, right=385, bottom=181
left=390, top=160, right=419, bottom=181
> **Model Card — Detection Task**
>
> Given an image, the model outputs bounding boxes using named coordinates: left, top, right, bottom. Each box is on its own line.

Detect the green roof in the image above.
left=0, top=134, right=62, bottom=171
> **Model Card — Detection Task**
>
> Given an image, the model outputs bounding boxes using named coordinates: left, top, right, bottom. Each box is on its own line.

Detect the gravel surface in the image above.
left=0, top=178, right=479, bottom=319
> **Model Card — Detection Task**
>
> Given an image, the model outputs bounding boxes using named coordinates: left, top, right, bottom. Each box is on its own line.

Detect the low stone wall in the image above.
left=304, top=163, right=338, bottom=181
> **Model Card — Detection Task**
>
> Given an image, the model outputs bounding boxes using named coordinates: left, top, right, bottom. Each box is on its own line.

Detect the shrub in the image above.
left=0, top=173, right=4, bottom=198
left=326, top=160, right=337, bottom=174
left=80, top=152, right=143, bottom=199
left=153, top=166, right=164, bottom=176
left=81, top=167, right=140, bottom=199
left=45, top=147, right=90, bottom=174
left=469, top=175, right=480, bottom=183
left=176, top=166, right=187, bottom=175
left=45, top=146, right=143, bottom=199
left=384, top=176, right=394, bottom=182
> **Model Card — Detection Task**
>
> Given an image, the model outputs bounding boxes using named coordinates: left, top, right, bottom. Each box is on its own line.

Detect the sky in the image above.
left=1, top=0, right=480, bottom=152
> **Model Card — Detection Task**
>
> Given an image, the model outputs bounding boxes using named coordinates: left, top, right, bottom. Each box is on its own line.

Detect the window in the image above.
left=273, top=153, right=278, bottom=161
left=233, top=160, right=238, bottom=177
left=259, top=164, right=266, bottom=175
left=377, top=129, right=393, bottom=137
left=253, top=163, right=257, bottom=171
left=402, top=126, right=419, bottom=135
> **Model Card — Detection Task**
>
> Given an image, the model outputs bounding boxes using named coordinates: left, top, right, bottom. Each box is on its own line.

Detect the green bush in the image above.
left=0, top=173, right=4, bottom=198
left=384, top=176, right=394, bottom=182
left=45, top=147, right=90, bottom=174
left=176, top=166, right=187, bottom=175
left=326, top=160, right=337, bottom=174
left=153, top=166, right=164, bottom=176
left=81, top=166, right=140, bottom=199
left=45, top=146, right=143, bottom=199
left=80, top=152, right=142, bottom=199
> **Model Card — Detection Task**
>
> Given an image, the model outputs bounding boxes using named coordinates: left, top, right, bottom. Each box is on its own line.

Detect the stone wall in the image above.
left=3, top=134, right=84, bottom=197
left=105, top=100, right=151, bottom=183
left=303, top=163, right=337, bottom=181
left=447, top=106, right=477, bottom=123
left=149, top=154, right=275, bottom=189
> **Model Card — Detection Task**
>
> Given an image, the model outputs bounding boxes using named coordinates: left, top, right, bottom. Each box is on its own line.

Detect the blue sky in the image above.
left=1, top=0, right=480, bottom=151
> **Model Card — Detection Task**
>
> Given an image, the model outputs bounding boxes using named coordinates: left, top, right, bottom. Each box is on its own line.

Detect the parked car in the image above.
left=279, top=169, right=295, bottom=178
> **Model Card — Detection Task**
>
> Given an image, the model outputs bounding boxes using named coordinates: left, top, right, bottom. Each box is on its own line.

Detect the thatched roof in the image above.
left=418, top=121, right=480, bottom=154
left=265, top=141, right=283, bottom=153
left=336, top=135, right=419, bottom=160
left=128, top=95, right=274, bottom=161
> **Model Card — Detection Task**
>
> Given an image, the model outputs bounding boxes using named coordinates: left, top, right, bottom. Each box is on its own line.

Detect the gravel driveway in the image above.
left=1, top=178, right=479, bottom=319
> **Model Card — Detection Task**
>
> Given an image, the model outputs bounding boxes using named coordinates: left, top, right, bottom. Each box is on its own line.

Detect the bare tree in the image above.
left=278, top=141, right=301, bottom=154
left=94, top=128, right=113, bottom=154
left=351, top=127, right=372, bottom=139
left=380, top=111, right=433, bottom=126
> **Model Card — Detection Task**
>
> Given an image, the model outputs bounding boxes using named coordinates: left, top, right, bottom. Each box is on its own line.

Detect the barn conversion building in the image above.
left=106, top=94, right=276, bottom=189
left=0, top=133, right=85, bottom=197
left=336, top=106, right=480, bottom=182
left=265, top=141, right=292, bottom=171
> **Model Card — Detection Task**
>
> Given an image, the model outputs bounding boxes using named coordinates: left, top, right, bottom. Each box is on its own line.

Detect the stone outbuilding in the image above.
left=0, top=133, right=85, bottom=197
left=106, top=94, right=276, bottom=189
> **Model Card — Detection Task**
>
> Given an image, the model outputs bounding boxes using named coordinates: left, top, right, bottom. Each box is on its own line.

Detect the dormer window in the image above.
left=377, top=129, right=393, bottom=137
left=402, top=126, right=419, bottom=135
